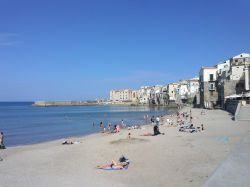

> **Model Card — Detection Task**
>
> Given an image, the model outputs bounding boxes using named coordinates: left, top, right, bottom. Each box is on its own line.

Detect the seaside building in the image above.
left=136, top=85, right=169, bottom=105
left=148, top=85, right=163, bottom=105
left=161, top=85, right=169, bottom=105
left=199, top=67, right=218, bottom=109
left=138, top=86, right=151, bottom=104
left=176, top=80, right=189, bottom=101
left=110, top=89, right=133, bottom=102
left=167, top=83, right=178, bottom=101
left=187, top=77, right=200, bottom=98
left=131, top=90, right=139, bottom=103
left=217, top=53, right=250, bottom=108
left=166, top=78, right=199, bottom=105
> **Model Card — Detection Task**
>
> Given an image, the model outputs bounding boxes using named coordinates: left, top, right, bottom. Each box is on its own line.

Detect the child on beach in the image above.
left=108, top=123, right=112, bottom=132
left=127, top=132, right=131, bottom=139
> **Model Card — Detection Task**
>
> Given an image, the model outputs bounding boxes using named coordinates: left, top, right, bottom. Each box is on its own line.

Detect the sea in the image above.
left=0, top=102, right=176, bottom=147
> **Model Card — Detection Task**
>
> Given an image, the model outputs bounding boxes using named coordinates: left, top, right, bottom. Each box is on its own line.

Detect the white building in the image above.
left=229, top=53, right=250, bottom=81
left=217, top=60, right=230, bottom=80
left=110, top=89, right=133, bottom=102
left=176, top=80, right=188, bottom=100
left=167, top=83, right=178, bottom=101
left=187, top=77, right=199, bottom=97
left=138, top=86, right=151, bottom=104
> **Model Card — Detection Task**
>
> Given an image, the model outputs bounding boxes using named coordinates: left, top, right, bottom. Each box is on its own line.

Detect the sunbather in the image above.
left=62, top=140, right=81, bottom=145
left=97, top=156, right=130, bottom=170
left=179, top=124, right=198, bottom=133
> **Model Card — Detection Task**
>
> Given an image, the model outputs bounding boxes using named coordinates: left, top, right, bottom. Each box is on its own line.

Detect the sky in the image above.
left=0, top=0, right=250, bottom=101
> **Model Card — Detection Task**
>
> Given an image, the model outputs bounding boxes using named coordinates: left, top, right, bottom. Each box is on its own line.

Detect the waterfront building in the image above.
left=110, top=89, right=133, bottom=102
left=176, top=80, right=189, bottom=101
left=138, top=86, right=151, bottom=104
left=199, top=67, right=218, bottom=109
left=167, top=83, right=178, bottom=101
left=131, top=90, right=139, bottom=103
left=187, top=77, right=200, bottom=98
left=217, top=53, right=250, bottom=108
left=148, top=85, right=163, bottom=105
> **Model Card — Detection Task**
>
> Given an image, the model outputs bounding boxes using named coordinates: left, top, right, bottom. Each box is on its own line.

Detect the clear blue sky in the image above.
left=0, top=0, right=250, bottom=101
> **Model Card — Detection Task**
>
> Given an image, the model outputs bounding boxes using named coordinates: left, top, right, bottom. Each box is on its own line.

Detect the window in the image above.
left=209, top=83, right=215, bottom=91
left=210, top=84, right=214, bottom=90
left=209, top=74, right=214, bottom=81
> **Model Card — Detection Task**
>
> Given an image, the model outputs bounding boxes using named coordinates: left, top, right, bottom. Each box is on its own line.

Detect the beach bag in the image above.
left=119, top=156, right=130, bottom=164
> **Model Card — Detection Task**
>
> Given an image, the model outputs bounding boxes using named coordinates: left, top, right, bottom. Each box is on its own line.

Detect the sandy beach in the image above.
left=0, top=107, right=249, bottom=187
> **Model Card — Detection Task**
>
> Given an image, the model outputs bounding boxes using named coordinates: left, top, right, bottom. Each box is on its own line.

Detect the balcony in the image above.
left=208, top=78, right=216, bottom=82
left=209, top=87, right=216, bottom=91
left=208, top=83, right=216, bottom=91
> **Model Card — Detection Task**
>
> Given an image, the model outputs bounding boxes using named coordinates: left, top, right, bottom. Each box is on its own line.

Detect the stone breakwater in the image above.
left=33, top=101, right=99, bottom=107
left=33, top=101, right=179, bottom=107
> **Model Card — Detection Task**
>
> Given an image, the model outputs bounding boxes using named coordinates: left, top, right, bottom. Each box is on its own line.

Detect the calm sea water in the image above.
left=0, top=102, right=175, bottom=147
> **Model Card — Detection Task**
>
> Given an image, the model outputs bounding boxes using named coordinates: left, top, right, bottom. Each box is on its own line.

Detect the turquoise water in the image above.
left=0, top=102, right=175, bottom=146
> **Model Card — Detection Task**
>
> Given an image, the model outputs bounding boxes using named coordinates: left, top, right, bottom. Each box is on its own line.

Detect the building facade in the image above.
left=187, top=77, right=200, bottom=98
left=110, top=89, right=133, bottom=102
left=199, top=67, right=218, bottom=108
left=167, top=83, right=178, bottom=101
left=217, top=53, right=250, bottom=108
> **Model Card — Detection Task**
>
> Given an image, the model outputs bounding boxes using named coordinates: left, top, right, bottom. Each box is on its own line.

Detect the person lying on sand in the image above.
left=179, top=124, right=204, bottom=133
left=97, top=156, right=130, bottom=170
left=62, top=140, right=81, bottom=145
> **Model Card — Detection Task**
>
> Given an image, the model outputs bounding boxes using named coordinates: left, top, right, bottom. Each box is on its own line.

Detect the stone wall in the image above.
left=218, top=80, right=245, bottom=108
left=225, top=100, right=239, bottom=114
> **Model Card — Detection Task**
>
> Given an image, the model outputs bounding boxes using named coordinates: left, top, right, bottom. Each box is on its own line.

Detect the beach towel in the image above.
left=98, top=167, right=128, bottom=170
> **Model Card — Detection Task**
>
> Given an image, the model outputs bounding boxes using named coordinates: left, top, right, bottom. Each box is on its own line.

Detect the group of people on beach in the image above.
left=174, top=110, right=205, bottom=133
left=97, top=121, right=122, bottom=133
left=62, top=109, right=205, bottom=171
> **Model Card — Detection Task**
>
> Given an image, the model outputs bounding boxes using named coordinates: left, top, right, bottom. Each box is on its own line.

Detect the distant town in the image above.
left=109, top=53, right=250, bottom=111
left=34, top=53, right=250, bottom=113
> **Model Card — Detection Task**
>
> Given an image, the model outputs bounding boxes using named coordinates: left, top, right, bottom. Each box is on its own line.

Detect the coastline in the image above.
left=0, top=106, right=249, bottom=187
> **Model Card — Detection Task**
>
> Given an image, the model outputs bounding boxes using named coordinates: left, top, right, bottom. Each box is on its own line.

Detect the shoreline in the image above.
left=5, top=109, right=177, bottom=148
left=4, top=105, right=178, bottom=148
left=1, top=106, right=249, bottom=187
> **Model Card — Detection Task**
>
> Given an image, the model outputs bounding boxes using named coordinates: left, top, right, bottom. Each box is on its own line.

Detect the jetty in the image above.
left=32, top=101, right=99, bottom=107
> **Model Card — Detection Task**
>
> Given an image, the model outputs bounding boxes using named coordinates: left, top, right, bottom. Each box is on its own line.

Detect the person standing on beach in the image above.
left=100, top=121, right=104, bottom=132
left=156, top=116, right=160, bottom=125
left=160, top=116, right=164, bottom=125
left=108, top=123, right=111, bottom=131
left=151, top=116, right=155, bottom=124
left=0, top=132, right=5, bottom=149
left=121, top=120, right=124, bottom=127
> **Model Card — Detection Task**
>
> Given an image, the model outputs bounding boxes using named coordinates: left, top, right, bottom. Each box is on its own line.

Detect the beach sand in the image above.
left=0, top=107, right=249, bottom=187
